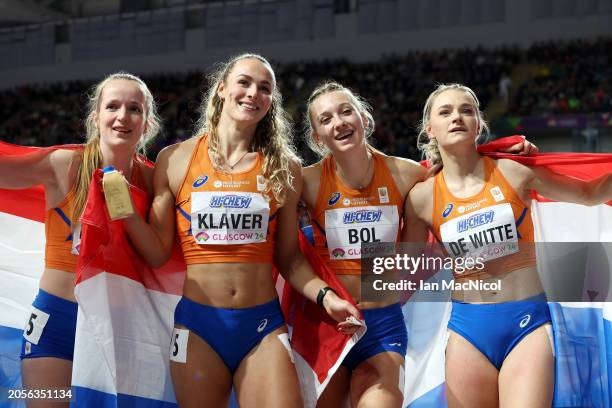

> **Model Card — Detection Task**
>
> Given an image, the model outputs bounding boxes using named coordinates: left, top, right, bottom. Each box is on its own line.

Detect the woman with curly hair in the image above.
left=122, top=54, right=358, bottom=407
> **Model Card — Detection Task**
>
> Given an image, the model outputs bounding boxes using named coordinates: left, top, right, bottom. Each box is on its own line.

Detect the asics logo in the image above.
left=519, top=314, right=531, bottom=328
left=257, top=319, right=268, bottom=333
left=442, top=204, right=453, bottom=218
left=388, top=342, right=402, bottom=347
left=328, top=192, right=341, bottom=205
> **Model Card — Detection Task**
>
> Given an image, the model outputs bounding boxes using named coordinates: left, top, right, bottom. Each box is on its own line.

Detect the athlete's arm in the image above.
left=402, top=179, right=432, bottom=252
left=500, top=158, right=612, bottom=206
left=124, top=145, right=177, bottom=268
left=0, top=148, right=73, bottom=190
left=400, top=179, right=445, bottom=280
left=274, top=161, right=360, bottom=327
left=528, top=165, right=612, bottom=206
left=389, top=157, right=427, bottom=195
left=300, top=162, right=322, bottom=209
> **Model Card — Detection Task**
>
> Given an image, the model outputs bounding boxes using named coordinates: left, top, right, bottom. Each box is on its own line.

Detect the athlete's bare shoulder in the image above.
left=134, top=159, right=155, bottom=195
left=45, top=147, right=83, bottom=201
left=495, top=157, right=531, bottom=180
left=158, top=137, right=198, bottom=163
left=382, top=154, right=427, bottom=196
left=301, top=159, right=324, bottom=209
left=302, top=159, right=323, bottom=182
left=407, top=176, right=435, bottom=221
left=50, top=146, right=81, bottom=161
left=493, top=157, right=533, bottom=201
left=410, top=176, right=434, bottom=199
left=156, top=137, right=200, bottom=193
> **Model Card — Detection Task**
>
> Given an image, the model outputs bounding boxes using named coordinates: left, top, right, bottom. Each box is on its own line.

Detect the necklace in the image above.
left=336, top=152, right=373, bottom=189
left=222, top=149, right=250, bottom=172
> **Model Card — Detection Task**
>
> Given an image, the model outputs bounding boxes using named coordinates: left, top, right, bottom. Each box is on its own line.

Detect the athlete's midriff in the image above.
left=183, top=263, right=278, bottom=308
left=38, top=268, right=77, bottom=302
left=337, top=274, right=399, bottom=309
left=452, top=265, right=544, bottom=303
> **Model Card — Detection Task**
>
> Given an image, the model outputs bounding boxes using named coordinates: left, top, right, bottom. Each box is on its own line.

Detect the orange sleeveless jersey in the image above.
left=175, top=136, right=279, bottom=265
left=45, top=159, right=147, bottom=273
left=432, top=156, right=535, bottom=278
left=311, top=152, right=404, bottom=275
left=45, top=189, right=78, bottom=272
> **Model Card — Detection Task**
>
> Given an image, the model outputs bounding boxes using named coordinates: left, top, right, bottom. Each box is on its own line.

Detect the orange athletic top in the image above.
left=45, top=161, right=146, bottom=273
left=432, top=156, right=536, bottom=278
left=175, top=135, right=279, bottom=265
left=311, top=152, right=404, bottom=275
left=44, top=189, right=78, bottom=272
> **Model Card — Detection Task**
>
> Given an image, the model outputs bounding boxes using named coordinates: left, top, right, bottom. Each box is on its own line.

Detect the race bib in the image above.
left=169, top=328, right=189, bottom=363
left=22, top=306, right=50, bottom=345
left=439, top=203, right=519, bottom=263
left=325, top=205, right=399, bottom=260
left=191, top=191, right=269, bottom=245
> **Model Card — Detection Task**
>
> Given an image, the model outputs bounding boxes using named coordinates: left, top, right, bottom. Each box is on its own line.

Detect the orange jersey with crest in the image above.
left=432, top=157, right=535, bottom=278
left=45, top=160, right=146, bottom=273
left=311, top=152, right=404, bottom=275
left=175, top=135, right=279, bottom=265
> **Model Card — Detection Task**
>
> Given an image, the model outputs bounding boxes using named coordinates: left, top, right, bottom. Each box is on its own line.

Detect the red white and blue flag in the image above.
left=70, top=167, right=185, bottom=407
left=0, top=141, right=186, bottom=407
left=1, top=139, right=610, bottom=407
left=284, top=137, right=612, bottom=407
left=0, top=143, right=46, bottom=408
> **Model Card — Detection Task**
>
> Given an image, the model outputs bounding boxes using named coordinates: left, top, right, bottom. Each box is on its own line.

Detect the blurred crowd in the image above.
left=510, top=37, right=612, bottom=116
left=1, top=37, right=609, bottom=163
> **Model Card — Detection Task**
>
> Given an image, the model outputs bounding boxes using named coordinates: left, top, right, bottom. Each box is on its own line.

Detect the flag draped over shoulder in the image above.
left=2, top=139, right=611, bottom=407
left=407, top=141, right=612, bottom=407
left=71, top=168, right=186, bottom=407
left=0, top=141, right=186, bottom=407
left=485, top=140, right=612, bottom=408
left=285, top=136, right=612, bottom=407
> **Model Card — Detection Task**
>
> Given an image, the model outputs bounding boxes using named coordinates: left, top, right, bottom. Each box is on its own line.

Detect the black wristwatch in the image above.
left=316, top=286, right=337, bottom=307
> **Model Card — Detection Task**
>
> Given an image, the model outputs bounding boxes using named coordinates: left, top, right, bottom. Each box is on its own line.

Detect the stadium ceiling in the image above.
left=0, top=1, right=246, bottom=27
left=0, top=0, right=74, bottom=26
left=0, top=0, right=121, bottom=27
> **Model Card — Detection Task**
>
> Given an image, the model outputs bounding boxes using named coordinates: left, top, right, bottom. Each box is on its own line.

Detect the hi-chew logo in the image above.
left=457, top=211, right=494, bottom=233
left=331, top=248, right=345, bottom=258
left=343, top=209, right=383, bottom=224
left=443, top=204, right=453, bottom=218
left=210, top=195, right=253, bottom=208
left=193, top=175, right=209, bottom=188
left=328, top=192, right=341, bottom=205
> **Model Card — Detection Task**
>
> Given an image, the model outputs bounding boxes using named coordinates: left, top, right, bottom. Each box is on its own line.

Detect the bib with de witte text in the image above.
left=439, top=203, right=519, bottom=263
